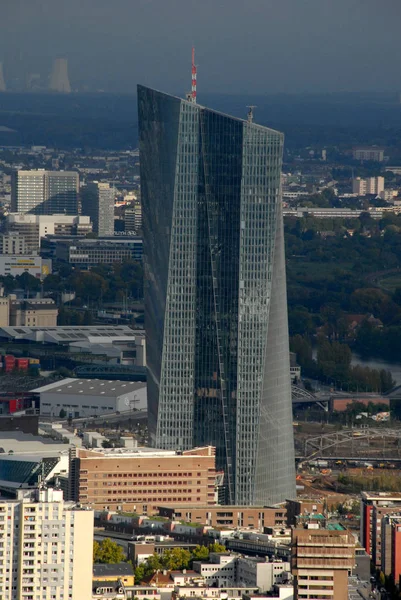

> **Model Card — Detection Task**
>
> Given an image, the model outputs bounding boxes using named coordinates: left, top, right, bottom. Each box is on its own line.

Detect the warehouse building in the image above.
left=33, top=378, right=147, bottom=418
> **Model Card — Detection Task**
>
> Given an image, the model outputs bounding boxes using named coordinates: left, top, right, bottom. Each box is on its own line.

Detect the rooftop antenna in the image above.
left=247, top=105, right=257, bottom=123
left=191, top=47, right=197, bottom=103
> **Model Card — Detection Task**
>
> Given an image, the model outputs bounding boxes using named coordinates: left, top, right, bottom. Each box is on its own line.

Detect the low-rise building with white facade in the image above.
left=193, top=554, right=237, bottom=586
left=34, top=377, right=147, bottom=417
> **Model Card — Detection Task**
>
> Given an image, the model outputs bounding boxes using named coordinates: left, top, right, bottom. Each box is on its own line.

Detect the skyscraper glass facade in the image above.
left=138, top=85, right=295, bottom=506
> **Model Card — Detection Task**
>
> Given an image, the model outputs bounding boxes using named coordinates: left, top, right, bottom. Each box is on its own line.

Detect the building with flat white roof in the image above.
left=0, top=325, right=139, bottom=345
left=33, top=377, right=147, bottom=417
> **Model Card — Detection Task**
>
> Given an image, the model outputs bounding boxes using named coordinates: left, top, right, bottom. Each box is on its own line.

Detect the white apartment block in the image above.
left=193, top=554, right=237, bottom=586
left=352, top=177, right=385, bottom=196
left=236, top=558, right=291, bottom=592
left=0, top=487, right=93, bottom=600
left=192, top=554, right=291, bottom=593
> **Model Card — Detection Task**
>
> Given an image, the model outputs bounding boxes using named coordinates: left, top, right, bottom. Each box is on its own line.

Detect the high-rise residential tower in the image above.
left=11, top=170, right=79, bottom=215
left=81, top=181, right=115, bottom=236
left=138, top=85, right=295, bottom=506
left=0, top=487, right=93, bottom=600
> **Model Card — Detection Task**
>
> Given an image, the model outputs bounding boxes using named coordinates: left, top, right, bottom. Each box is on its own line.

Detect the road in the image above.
left=94, top=529, right=132, bottom=552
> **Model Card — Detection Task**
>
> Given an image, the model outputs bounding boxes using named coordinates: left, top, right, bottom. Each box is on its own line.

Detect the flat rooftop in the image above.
left=158, top=504, right=285, bottom=510
left=79, top=447, right=213, bottom=460
left=0, top=431, right=70, bottom=455
left=32, top=378, right=146, bottom=397
left=0, top=325, right=142, bottom=344
left=361, top=491, right=401, bottom=501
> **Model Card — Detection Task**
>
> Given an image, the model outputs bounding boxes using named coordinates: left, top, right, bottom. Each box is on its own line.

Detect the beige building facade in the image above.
left=9, top=298, right=58, bottom=327
left=69, top=446, right=216, bottom=514
left=291, top=526, right=355, bottom=600
left=158, top=505, right=287, bottom=529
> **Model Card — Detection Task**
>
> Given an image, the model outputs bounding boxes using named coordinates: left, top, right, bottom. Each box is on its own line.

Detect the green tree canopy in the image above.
left=93, top=538, right=126, bottom=564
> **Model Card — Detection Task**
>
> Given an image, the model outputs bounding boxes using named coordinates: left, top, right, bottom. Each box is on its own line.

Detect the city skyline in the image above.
left=139, top=85, right=295, bottom=506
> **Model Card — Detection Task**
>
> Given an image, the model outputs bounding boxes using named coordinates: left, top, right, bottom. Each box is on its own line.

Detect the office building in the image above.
left=352, top=176, right=385, bottom=196
left=11, top=170, right=79, bottom=214
left=6, top=213, right=91, bottom=253
left=81, top=182, right=115, bottom=236
left=0, top=486, right=93, bottom=600
left=353, top=146, right=385, bottom=162
left=0, top=233, right=27, bottom=255
left=125, top=201, right=142, bottom=235
left=138, top=85, right=295, bottom=506
left=68, top=446, right=216, bottom=514
left=291, top=524, right=355, bottom=600
left=54, top=237, right=143, bottom=266
left=360, top=492, right=401, bottom=559
left=33, top=378, right=147, bottom=418
left=381, top=514, right=401, bottom=582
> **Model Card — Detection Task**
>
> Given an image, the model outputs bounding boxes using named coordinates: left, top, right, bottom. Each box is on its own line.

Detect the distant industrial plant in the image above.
left=0, top=58, right=72, bottom=93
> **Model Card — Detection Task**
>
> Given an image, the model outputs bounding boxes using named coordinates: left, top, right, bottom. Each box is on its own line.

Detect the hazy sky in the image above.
left=1, top=0, right=400, bottom=94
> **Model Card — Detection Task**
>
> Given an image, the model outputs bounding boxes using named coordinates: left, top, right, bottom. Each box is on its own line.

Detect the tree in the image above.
left=191, top=545, right=210, bottom=561
left=134, top=563, right=146, bottom=583
left=143, top=553, right=163, bottom=573
left=93, top=538, right=126, bottom=564
left=208, top=543, right=226, bottom=553
left=162, top=548, right=191, bottom=570
left=59, top=409, right=67, bottom=419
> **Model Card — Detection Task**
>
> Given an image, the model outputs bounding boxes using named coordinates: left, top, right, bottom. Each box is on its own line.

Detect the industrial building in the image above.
left=68, top=446, right=216, bottom=514
left=49, top=58, right=71, bottom=93
left=0, top=324, right=138, bottom=345
left=0, top=487, right=93, bottom=600
left=33, top=378, right=147, bottom=417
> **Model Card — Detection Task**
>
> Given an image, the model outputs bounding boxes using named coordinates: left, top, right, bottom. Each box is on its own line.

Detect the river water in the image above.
left=351, top=353, right=401, bottom=385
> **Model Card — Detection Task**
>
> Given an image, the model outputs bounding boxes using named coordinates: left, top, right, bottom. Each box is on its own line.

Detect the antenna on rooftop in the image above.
left=247, top=105, right=257, bottom=123
left=187, top=47, right=197, bottom=103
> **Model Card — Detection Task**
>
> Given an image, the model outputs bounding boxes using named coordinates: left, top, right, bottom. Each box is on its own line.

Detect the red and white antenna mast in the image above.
left=191, top=47, right=197, bottom=103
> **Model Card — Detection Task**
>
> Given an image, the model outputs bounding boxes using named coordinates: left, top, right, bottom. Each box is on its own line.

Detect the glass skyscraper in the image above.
left=138, top=85, right=295, bottom=506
